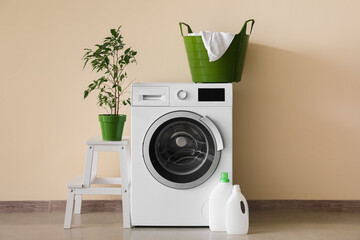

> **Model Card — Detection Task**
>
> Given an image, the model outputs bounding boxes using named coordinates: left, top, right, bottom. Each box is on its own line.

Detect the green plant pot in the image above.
left=98, top=114, right=126, bottom=141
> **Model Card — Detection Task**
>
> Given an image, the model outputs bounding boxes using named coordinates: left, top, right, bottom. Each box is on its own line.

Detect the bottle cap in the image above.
left=220, top=172, right=229, bottom=182
left=233, top=184, right=241, bottom=191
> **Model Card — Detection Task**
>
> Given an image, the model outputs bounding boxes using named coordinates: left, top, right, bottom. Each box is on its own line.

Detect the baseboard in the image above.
left=1, top=200, right=359, bottom=213
left=248, top=200, right=360, bottom=212
left=0, top=201, right=51, bottom=213
left=0, top=200, right=122, bottom=213
left=52, top=200, right=122, bottom=213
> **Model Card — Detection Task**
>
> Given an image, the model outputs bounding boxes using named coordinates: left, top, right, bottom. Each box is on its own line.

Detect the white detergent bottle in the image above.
left=225, top=184, right=249, bottom=234
left=209, top=172, right=233, bottom=231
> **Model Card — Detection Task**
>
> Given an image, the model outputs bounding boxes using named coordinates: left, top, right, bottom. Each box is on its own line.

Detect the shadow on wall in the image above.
left=232, top=43, right=360, bottom=199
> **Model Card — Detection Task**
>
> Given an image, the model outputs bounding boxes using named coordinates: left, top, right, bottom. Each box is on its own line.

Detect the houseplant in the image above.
left=82, top=26, right=137, bottom=141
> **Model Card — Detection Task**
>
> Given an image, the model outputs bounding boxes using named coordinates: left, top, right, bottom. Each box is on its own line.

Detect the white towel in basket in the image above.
left=189, top=31, right=235, bottom=62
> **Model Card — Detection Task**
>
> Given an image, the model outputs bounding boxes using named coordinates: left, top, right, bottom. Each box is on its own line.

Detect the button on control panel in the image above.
left=177, top=90, right=187, bottom=100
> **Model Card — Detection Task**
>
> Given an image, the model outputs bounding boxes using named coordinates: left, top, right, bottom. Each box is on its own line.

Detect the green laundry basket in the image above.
left=179, top=19, right=255, bottom=83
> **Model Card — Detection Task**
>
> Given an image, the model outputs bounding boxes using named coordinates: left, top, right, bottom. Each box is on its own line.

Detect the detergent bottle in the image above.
left=209, top=172, right=233, bottom=231
left=225, top=184, right=249, bottom=234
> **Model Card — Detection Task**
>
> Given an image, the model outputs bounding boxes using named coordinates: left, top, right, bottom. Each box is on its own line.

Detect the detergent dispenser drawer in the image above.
left=132, top=86, right=170, bottom=106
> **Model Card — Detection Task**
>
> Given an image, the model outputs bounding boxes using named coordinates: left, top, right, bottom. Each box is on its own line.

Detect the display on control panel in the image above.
left=198, top=88, right=225, bottom=102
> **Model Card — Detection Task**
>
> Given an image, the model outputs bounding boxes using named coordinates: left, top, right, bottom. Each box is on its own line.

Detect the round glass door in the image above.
left=143, top=111, right=222, bottom=189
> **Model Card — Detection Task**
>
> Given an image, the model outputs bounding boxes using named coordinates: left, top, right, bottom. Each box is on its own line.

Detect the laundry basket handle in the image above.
left=241, top=19, right=255, bottom=36
left=179, top=22, right=193, bottom=37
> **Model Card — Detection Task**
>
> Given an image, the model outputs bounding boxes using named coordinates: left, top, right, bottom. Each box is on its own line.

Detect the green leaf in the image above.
left=84, top=90, right=89, bottom=99
left=118, top=59, right=125, bottom=65
left=82, top=58, right=89, bottom=70
left=124, top=55, right=130, bottom=64
left=98, top=77, right=107, bottom=86
left=89, top=83, right=95, bottom=90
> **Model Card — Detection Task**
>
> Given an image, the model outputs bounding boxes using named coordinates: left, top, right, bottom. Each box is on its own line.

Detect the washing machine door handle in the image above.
left=200, top=116, right=224, bottom=151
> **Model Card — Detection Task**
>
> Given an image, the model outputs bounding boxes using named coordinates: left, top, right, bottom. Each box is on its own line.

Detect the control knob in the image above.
left=177, top=90, right=187, bottom=100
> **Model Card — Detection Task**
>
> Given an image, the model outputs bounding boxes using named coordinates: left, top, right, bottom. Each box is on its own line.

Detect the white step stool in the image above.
left=64, top=136, right=131, bottom=229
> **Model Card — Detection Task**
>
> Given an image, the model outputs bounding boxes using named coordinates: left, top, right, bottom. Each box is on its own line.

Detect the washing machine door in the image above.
left=143, top=111, right=224, bottom=189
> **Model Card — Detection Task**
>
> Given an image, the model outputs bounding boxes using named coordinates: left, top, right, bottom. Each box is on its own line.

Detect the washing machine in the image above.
left=130, top=83, right=233, bottom=226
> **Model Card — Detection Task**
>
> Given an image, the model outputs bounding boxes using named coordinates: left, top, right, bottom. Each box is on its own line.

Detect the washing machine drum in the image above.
left=143, top=111, right=224, bottom=189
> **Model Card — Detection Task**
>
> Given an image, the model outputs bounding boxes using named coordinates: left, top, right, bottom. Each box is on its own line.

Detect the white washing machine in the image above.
left=130, top=83, right=233, bottom=226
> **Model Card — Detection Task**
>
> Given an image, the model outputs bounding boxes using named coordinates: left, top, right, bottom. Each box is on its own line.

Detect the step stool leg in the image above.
left=83, top=145, right=94, bottom=188
left=64, top=189, right=75, bottom=229
left=91, top=151, right=99, bottom=177
left=120, top=144, right=131, bottom=228
left=74, top=194, right=82, bottom=214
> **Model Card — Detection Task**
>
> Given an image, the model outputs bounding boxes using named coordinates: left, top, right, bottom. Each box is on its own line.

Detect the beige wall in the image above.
left=0, top=0, right=359, bottom=200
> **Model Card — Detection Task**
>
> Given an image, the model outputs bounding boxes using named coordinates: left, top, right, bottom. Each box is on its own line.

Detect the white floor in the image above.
left=0, top=211, right=359, bottom=240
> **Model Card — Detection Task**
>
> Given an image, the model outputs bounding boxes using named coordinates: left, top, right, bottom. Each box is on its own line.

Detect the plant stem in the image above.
left=121, top=79, right=134, bottom=95
left=104, top=84, right=115, bottom=93
left=116, top=50, right=120, bottom=115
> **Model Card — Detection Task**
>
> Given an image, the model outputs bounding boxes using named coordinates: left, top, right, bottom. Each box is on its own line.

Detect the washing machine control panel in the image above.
left=132, top=83, right=232, bottom=107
